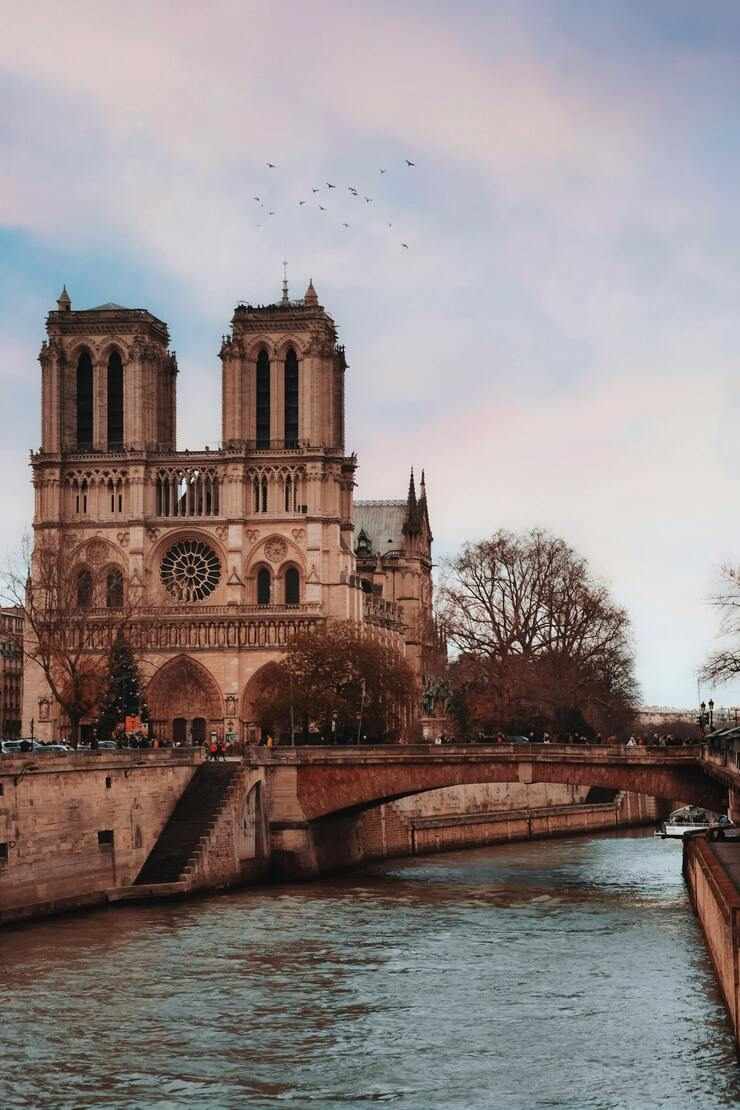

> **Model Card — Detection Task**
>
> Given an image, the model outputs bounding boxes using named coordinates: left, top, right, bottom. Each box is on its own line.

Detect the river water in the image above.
left=1, top=832, right=739, bottom=1109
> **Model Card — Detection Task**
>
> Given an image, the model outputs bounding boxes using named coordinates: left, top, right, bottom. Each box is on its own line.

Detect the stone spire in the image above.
left=304, top=278, right=319, bottom=306
left=403, top=467, right=421, bottom=536
left=56, top=285, right=71, bottom=312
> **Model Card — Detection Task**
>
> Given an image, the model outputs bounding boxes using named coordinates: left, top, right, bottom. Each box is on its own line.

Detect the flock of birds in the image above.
left=252, top=159, right=417, bottom=249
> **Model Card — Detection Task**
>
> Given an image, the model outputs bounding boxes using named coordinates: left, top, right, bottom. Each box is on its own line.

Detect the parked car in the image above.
left=1, top=740, right=25, bottom=755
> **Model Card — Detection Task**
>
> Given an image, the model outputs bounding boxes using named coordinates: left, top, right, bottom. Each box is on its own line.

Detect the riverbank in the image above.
left=1, top=748, right=659, bottom=926
left=3, top=835, right=738, bottom=1108
left=683, top=830, right=740, bottom=1049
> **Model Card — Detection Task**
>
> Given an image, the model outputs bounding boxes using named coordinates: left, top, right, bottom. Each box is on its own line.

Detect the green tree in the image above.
left=96, top=631, right=149, bottom=742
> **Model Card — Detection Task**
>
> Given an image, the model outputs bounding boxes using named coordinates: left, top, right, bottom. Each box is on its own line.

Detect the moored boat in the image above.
left=656, top=805, right=728, bottom=839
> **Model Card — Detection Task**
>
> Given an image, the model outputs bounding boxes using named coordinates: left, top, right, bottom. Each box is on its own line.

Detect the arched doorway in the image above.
left=147, top=655, right=223, bottom=744
left=241, top=663, right=283, bottom=743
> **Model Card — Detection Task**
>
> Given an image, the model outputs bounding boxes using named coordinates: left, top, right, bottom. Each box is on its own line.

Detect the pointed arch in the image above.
left=77, top=567, right=93, bottom=608
left=257, top=565, right=271, bottom=605
left=284, top=347, right=299, bottom=447
left=106, top=567, right=124, bottom=609
left=76, top=351, right=93, bottom=448
left=147, top=654, right=224, bottom=727
left=256, top=348, right=270, bottom=448
left=107, top=349, right=124, bottom=447
left=285, top=565, right=300, bottom=606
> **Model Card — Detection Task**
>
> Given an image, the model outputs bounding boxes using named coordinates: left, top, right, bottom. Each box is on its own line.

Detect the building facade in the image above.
left=24, top=281, right=441, bottom=743
left=0, top=607, right=23, bottom=739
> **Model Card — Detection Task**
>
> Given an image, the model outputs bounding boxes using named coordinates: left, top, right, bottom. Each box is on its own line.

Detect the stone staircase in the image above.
left=133, top=762, right=242, bottom=886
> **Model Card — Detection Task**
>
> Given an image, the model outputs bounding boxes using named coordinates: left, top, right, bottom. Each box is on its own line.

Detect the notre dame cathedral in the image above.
left=25, top=279, right=443, bottom=743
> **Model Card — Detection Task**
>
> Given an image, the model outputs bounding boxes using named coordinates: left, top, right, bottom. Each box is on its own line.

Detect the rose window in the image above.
left=160, top=539, right=221, bottom=602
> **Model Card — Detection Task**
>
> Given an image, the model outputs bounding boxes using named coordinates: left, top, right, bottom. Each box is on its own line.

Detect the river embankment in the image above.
left=1, top=750, right=659, bottom=927
left=684, top=829, right=740, bottom=1048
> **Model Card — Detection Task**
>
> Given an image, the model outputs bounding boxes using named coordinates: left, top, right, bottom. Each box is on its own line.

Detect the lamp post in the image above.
left=698, top=699, right=715, bottom=734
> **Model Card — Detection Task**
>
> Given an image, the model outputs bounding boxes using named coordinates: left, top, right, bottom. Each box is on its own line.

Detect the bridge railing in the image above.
left=703, top=736, right=740, bottom=773
left=243, top=741, right=705, bottom=764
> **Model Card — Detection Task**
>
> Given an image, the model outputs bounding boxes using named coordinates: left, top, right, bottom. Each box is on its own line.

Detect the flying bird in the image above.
left=267, top=162, right=276, bottom=168
left=253, top=196, right=261, bottom=202
left=387, top=222, right=393, bottom=228
left=298, top=200, right=306, bottom=205
left=326, top=182, right=336, bottom=188
left=364, top=197, right=372, bottom=203
left=268, top=210, right=275, bottom=216
left=342, top=222, right=350, bottom=228
left=379, top=168, right=386, bottom=174
left=401, top=242, right=409, bottom=248
left=405, top=159, right=415, bottom=166
left=312, top=187, right=320, bottom=193
left=319, top=205, right=326, bottom=211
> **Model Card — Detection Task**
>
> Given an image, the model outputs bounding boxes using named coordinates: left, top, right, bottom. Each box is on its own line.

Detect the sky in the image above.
left=3, top=0, right=740, bottom=708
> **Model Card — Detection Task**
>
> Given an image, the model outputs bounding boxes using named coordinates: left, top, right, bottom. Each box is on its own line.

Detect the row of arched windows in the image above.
left=155, top=469, right=221, bottom=518
left=75, top=565, right=301, bottom=609
left=65, top=475, right=126, bottom=518
left=255, top=347, right=299, bottom=449
left=257, top=565, right=300, bottom=606
left=77, top=567, right=124, bottom=610
left=75, top=350, right=124, bottom=449
left=251, top=473, right=302, bottom=514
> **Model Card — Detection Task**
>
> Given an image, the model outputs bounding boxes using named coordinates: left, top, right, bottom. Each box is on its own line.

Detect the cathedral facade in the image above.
left=25, top=280, right=440, bottom=743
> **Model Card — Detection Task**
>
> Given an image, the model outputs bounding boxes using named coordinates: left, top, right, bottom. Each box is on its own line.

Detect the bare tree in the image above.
left=2, top=534, right=134, bottom=745
left=701, top=564, right=740, bottom=685
left=251, top=623, right=415, bottom=743
left=439, top=530, right=639, bottom=735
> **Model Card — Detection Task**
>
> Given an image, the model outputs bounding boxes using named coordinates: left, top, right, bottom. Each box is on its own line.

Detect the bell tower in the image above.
left=39, top=289, right=178, bottom=455
left=219, top=278, right=346, bottom=451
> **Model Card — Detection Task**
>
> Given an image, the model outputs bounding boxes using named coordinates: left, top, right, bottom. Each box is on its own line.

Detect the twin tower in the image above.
left=28, top=278, right=433, bottom=744
left=38, top=279, right=345, bottom=458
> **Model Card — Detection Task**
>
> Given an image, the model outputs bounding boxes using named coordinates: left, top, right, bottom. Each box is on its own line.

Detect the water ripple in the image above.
left=1, top=833, right=738, bottom=1110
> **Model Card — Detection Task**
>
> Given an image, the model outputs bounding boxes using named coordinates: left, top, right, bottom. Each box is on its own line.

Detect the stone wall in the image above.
left=393, top=780, right=590, bottom=817
left=0, top=750, right=200, bottom=925
left=280, top=787, right=658, bottom=879
left=683, top=833, right=740, bottom=1046
left=184, top=766, right=270, bottom=891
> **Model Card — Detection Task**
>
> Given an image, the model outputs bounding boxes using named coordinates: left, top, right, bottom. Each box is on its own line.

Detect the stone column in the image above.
left=270, top=352, right=282, bottom=446
left=125, top=342, right=144, bottom=449
left=93, top=357, right=108, bottom=450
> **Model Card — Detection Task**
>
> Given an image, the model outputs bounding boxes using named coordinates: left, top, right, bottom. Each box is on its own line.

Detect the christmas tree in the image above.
left=96, top=631, right=149, bottom=742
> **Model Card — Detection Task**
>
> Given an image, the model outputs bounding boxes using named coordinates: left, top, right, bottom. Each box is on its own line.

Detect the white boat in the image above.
left=656, top=805, right=726, bottom=839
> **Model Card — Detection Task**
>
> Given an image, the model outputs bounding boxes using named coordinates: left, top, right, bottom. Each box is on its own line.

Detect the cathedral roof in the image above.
left=87, top=302, right=130, bottom=311
left=353, top=500, right=407, bottom=554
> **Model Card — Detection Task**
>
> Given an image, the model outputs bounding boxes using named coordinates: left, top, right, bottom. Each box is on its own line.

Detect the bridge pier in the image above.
left=265, top=765, right=321, bottom=879
left=730, top=785, right=740, bottom=825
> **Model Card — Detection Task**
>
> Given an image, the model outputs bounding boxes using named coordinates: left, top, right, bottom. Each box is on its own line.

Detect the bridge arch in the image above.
left=285, top=751, right=728, bottom=822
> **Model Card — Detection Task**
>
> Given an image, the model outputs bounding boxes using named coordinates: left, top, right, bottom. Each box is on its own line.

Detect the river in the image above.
left=1, top=832, right=738, bottom=1109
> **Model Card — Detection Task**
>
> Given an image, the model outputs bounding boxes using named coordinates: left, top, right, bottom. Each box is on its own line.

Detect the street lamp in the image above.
left=698, top=699, right=716, bottom=734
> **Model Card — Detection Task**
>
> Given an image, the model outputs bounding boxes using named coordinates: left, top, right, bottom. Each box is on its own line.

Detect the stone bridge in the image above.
left=248, top=743, right=731, bottom=878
